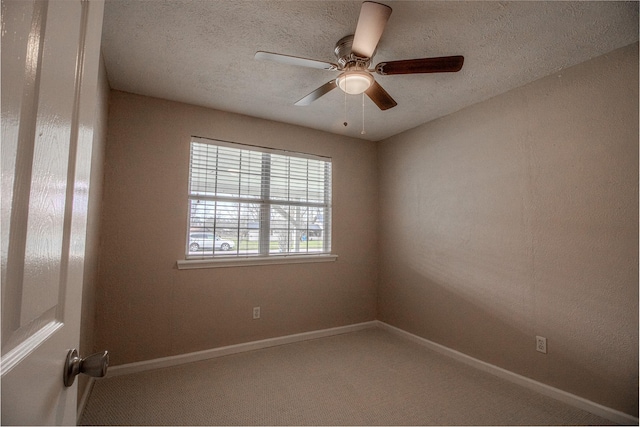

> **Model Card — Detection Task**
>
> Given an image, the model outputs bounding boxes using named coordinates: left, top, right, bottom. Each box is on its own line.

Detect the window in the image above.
left=185, top=137, right=332, bottom=261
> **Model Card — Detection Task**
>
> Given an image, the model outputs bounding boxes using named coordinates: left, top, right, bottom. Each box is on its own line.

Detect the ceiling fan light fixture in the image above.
left=336, top=71, right=373, bottom=95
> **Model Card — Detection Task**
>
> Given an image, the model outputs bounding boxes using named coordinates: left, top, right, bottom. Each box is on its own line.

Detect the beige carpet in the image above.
left=80, top=327, right=615, bottom=425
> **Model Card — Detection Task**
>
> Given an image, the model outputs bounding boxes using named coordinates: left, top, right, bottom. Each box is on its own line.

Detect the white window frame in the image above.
left=178, top=137, right=337, bottom=269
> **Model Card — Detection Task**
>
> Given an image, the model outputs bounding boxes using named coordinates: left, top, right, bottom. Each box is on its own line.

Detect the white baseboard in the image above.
left=376, top=320, right=639, bottom=426
left=104, top=319, right=637, bottom=425
left=107, top=321, right=378, bottom=378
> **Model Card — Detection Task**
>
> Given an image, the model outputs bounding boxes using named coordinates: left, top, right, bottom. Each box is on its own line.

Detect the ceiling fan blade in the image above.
left=255, top=51, right=338, bottom=71
left=351, top=1, right=392, bottom=59
left=375, top=56, right=464, bottom=75
left=294, top=80, right=338, bottom=106
left=365, top=80, right=397, bottom=110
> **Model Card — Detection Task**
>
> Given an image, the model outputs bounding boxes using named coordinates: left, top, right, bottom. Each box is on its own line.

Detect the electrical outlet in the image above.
left=536, top=336, right=547, bottom=354
left=253, top=306, right=260, bottom=319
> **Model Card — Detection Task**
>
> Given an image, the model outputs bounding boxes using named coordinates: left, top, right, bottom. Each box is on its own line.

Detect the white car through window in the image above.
left=189, top=233, right=235, bottom=252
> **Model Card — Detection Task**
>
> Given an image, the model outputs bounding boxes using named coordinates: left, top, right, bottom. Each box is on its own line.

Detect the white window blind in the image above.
left=186, top=137, right=332, bottom=258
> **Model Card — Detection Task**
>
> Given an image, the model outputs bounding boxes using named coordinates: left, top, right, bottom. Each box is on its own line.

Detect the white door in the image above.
left=1, top=0, right=104, bottom=424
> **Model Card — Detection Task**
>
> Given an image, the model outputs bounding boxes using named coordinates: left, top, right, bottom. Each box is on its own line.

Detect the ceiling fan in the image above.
left=255, top=1, right=464, bottom=111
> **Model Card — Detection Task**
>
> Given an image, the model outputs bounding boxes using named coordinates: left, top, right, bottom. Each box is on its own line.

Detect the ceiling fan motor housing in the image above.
left=335, top=35, right=371, bottom=70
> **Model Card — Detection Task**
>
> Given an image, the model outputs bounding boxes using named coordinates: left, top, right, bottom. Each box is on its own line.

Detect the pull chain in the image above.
left=342, top=76, right=348, bottom=127
left=343, top=82, right=348, bottom=127
left=361, top=92, right=366, bottom=135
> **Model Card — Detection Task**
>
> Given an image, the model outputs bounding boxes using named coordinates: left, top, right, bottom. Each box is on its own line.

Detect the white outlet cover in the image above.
left=536, top=336, right=547, bottom=354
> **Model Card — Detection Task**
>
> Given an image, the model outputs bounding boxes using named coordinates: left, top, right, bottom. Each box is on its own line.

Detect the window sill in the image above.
left=177, top=254, right=338, bottom=269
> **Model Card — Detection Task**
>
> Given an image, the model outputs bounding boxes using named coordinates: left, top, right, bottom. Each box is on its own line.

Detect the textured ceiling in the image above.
left=101, top=1, right=638, bottom=141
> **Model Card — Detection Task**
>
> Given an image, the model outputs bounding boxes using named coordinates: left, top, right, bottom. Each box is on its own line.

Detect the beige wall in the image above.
left=94, top=92, right=379, bottom=366
left=78, top=53, right=110, bottom=405
left=378, top=42, right=639, bottom=415
left=93, top=43, right=637, bottom=417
